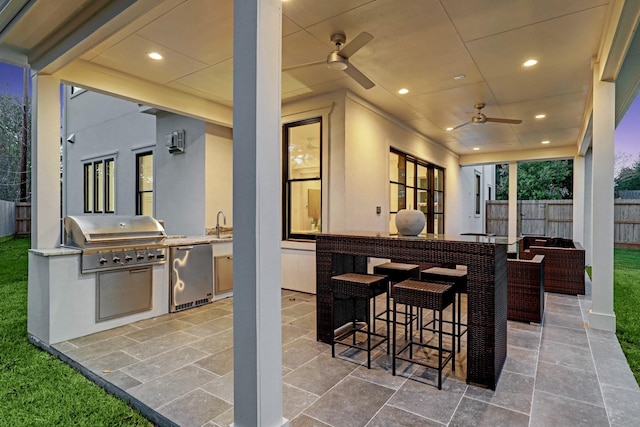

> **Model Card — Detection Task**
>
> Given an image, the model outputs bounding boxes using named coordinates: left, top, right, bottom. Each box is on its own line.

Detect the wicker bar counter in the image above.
left=316, top=231, right=509, bottom=389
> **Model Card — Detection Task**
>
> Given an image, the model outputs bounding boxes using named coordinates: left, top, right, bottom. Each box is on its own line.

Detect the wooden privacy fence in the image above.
left=15, top=202, right=31, bottom=235
left=486, top=200, right=640, bottom=247
left=614, top=200, right=640, bottom=248
left=0, top=200, right=15, bottom=237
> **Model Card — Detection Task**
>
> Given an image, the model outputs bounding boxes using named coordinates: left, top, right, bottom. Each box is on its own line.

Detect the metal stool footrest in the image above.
left=421, top=267, right=468, bottom=352
left=331, top=273, right=389, bottom=369
left=391, top=279, right=456, bottom=389
left=373, top=262, right=421, bottom=338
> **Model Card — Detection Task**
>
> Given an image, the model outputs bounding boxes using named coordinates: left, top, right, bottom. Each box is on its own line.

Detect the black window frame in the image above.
left=136, top=151, right=154, bottom=216
left=282, top=117, right=322, bottom=241
left=83, top=157, right=115, bottom=214
left=475, top=172, right=481, bottom=216
left=390, top=148, right=445, bottom=234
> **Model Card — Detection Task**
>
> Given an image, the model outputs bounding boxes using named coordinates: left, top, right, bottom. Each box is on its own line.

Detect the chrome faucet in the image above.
left=216, top=211, right=226, bottom=238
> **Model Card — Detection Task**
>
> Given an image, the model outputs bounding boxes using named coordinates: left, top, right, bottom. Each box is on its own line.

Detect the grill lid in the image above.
left=64, top=215, right=166, bottom=248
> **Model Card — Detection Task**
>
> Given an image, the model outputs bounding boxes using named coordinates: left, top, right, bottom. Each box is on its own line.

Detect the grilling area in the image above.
left=28, top=215, right=233, bottom=345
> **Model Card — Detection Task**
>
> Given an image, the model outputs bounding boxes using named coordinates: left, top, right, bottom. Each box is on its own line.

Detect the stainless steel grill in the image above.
left=64, top=215, right=167, bottom=273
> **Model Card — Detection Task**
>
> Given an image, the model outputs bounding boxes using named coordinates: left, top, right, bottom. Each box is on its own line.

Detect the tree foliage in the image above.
left=0, top=88, right=30, bottom=202
left=615, top=156, right=640, bottom=194
left=496, top=160, right=574, bottom=200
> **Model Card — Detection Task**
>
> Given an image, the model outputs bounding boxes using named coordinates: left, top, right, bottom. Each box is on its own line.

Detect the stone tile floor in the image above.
left=48, top=284, right=640, bottom=427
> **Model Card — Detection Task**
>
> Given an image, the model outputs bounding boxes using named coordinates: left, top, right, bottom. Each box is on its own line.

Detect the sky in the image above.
left=1, top=62, right=638, bottom=158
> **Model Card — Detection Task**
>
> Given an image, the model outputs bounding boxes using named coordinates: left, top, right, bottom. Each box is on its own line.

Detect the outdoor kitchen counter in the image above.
left=31, top=247, right=82, bottom=257
left=164, top=235, right=232, bottom=246
left=28, top=247, right=169, bottom=345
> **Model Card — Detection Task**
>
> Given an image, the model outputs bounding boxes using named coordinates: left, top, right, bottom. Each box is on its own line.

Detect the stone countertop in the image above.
left=164, top=235, right=232, bottom=246
left=30, top=247, right=83, bottom=257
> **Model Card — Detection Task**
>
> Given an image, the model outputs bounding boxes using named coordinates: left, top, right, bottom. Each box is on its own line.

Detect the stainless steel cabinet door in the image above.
left=170, top=244, right=213, bottom=311
left=96, top=267, right=152, bottom=322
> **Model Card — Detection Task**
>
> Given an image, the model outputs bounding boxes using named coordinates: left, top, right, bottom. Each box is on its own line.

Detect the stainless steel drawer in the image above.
left=96, top=267, right=152, bottom=322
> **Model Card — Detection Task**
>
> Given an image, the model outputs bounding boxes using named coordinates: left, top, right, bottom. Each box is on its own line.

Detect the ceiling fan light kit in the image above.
left=327, top=51, right=348, bottom=70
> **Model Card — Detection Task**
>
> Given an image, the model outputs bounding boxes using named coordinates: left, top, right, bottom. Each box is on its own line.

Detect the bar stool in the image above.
left=420, top=266, right=467, bottom=352
left=392, top=279, right=455, bottom=389
left=373, top=262, right=420, bottom=337
left=330, top=273, right=389, bottom=368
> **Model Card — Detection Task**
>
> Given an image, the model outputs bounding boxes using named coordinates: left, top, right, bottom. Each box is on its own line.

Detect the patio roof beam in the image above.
left=458, top=145, right=577, bottom=167
left=55, top=60, right=233, bottom=127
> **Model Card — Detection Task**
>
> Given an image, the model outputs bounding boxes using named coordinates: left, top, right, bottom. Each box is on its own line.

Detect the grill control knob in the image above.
left=112, top=256, right=121, bottom=263
left=99, top=257, right=108, bottom=265
left=124, top=255, right=133, bottom=262
left=147, top=253, right=155, bottom=259
left=136, top=253, right=144, bottom=260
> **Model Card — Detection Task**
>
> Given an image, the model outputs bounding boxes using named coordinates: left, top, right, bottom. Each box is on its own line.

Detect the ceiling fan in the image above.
left=283, top=32, right=375, bottom=90
left=451, top=103, right=522, bottom=130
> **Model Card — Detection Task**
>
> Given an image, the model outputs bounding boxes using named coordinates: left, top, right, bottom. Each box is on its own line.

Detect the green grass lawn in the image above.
left=0, top=236, right=152, bottom=426
left=614, top=248, right=640, bottom=384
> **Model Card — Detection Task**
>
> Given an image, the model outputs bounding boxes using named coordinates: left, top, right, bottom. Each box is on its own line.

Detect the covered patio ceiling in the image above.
left=0, top=0, right=638, bottom=161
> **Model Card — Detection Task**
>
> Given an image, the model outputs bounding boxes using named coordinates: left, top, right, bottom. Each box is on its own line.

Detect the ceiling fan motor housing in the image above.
left=327, top=51, right=348, bottom=70
left=472, top=113, right=487, bottom=124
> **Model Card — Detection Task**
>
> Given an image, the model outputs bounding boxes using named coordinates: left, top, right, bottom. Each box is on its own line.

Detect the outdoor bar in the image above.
left=316, top=232, right=509, bottom=389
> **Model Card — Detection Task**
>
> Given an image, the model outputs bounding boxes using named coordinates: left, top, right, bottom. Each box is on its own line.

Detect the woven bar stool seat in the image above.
left=373, top=262, right=420, bottom=337
left=392, top=279, right=455, bottom=389
left=331, top=273, right=389, bottom=368
left=421, top=266, right=468, bottom=352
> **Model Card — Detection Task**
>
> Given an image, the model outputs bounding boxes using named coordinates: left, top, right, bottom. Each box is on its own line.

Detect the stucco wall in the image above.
left=204, top=123, right=234, bottom=231
left=63, top=89, right=156, bottom=218
left=343, top=94, right=463, bottom=234
left=154, top=112, right=207, bottom=236
left=459, top=164, right=496, bottom=234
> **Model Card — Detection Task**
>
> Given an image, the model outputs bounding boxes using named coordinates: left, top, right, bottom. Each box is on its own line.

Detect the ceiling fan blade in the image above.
left=282, top=60, right=325, bottom=72
left=339, top=32, right=373, bottom=58
left=343, top=63, right=375, bottom=89
left=485, top=117, right=522, bottom=124
left=450, top=121, right=470, bottom=130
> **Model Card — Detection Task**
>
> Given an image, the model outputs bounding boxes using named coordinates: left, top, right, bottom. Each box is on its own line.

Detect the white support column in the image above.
left=573, top=155, right=586, bottom=246
left=584, top=150, right=593, bottom=265
left=590, top=61, right=616, bottom=332
left=31, top=73, right=62, bottom=249
left=508, top=162, right=518, bottom=250
left=232, top=1, right=287, bottom=426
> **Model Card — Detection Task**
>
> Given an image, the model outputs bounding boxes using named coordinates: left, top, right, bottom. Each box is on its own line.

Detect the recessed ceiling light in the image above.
left=473, top=147, right=480, bottom=151
left=523, top=59, right=538, bottom=67
left=398, top=88, right=409, bottom=95
left=446, top=127, right=454, bottom=131
left=535, top=114, right=546, bottom=119
left=541, top=140, right=550, bottom=144
left=453, top=74, right=466, bottom=80
left=148, top=52, right=163, bottom=60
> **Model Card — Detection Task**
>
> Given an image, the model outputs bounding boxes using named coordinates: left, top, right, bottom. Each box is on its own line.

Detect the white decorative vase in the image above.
left=395, top=209, right=425, bottom=236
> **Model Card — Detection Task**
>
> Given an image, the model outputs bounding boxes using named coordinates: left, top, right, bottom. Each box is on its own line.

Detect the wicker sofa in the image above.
left=519, top=236, right=585, bottom=295
left=507, top=255, right=545, bottom=323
